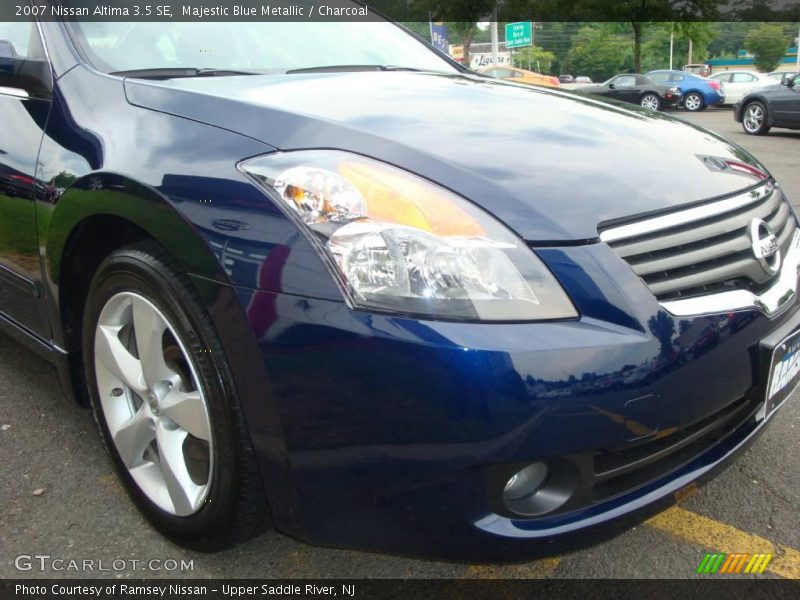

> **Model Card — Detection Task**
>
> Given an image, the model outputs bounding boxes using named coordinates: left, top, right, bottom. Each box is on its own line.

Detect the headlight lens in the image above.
left=239, top=151, right=577, bottom=321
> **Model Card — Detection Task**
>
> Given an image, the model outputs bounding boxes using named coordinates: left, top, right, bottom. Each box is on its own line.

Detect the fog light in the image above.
left=501, top=461, right=574, bottom=517
left=503, top=462, right=549, bottom=504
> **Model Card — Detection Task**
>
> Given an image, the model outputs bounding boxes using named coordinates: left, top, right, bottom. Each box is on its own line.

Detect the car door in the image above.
left=772, top=73, right=800, bottom=125
left=729, top=72, right=758, bottom=103
left=609, top=75, right=638, bottom=103
left=0, top=20, right=52, bottom=339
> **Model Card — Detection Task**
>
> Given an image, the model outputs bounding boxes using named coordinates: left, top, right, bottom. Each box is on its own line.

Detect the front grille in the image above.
left=591, top=395, right=758, bottom=501
left=600, top=183, right=797, bottom=301
left=488, top=394, right=761, bottom=520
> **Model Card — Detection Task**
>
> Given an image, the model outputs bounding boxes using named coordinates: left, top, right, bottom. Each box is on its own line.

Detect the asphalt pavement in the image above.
left=1, top=108, right=798, bottom=580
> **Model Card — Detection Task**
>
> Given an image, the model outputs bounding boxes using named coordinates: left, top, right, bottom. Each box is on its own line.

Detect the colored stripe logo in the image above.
left=696, top=553, right=773, bottom=574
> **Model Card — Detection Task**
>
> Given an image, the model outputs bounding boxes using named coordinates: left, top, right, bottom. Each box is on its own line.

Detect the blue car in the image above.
left=1, top=15, right=798, bottom=561
left=647, top=69, right=726, bottom=111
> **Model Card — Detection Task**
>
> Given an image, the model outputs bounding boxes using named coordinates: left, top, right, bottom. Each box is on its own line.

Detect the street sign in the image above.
left=505, top=21, right=532, bottom=49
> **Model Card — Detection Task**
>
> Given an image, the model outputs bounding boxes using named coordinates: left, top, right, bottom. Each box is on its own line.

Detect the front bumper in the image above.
left=221, top=239, right=798, bottom=561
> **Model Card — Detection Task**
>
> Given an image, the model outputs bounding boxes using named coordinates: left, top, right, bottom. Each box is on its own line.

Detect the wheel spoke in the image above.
left=132, top=297, right=177, bottom=387
left=160, top=388, right=211, bottom=441
left=95, top=291, right=214, bottom=517
left=112, top=406, right=155, bottom=469
left=155, top=423, right=200, bottom=516
left=96, top=324, right=147, bottom=394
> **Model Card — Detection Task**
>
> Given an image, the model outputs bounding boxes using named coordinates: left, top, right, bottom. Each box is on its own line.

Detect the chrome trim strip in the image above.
left=662, top=229, right=800, bottom=318
left=599, top=183, right=774, bottom=243
left=0, top=86, right=30, bottom=99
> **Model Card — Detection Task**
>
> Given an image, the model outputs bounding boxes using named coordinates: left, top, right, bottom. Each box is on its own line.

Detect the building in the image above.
left=707, top=46, right=799, bottom=73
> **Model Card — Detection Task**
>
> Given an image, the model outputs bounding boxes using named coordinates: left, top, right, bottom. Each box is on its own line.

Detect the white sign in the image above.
left=470, top=52, right=513, bottom=70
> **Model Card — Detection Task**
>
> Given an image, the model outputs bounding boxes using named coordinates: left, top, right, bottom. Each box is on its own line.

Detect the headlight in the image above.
left=239, top=151, right=577, bottom=321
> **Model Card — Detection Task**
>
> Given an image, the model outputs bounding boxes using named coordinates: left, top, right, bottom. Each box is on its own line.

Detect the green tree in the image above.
left=400, top=22, right=432, bottom=43
left=745, top=24, right=789, bottom=72
left=564, top=26, right=633, bottom=82
left=641, top=22, right=716, bottom=71
left=512, top=46, right=556, bottom=73
left=426, top=1, right=497, bottom=70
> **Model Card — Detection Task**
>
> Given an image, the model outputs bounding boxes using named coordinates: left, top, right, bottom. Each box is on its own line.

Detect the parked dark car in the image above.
left=647, top=69, right=725, bottom=111
left=2, top=14, right=799, bottom=562
left=579, top=73, right=682, bottom=110
left=735, top=72, right=800, bottom=135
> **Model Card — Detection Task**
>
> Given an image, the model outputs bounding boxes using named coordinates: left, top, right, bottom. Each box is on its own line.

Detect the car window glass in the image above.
left=0, top=21, right=42, bottom=59
left=649, top=73, right=667, bottom=83
left=669, top=74, right=685, bottom=82
left=732, top=73, right=756, bottom=83
left=793, top=74, right=800, bottom=87
left=614, top=75, right=636, bottom=87
left=68, top=21, right=458, bottom=74
left=713, top=73, right=731, bottom=83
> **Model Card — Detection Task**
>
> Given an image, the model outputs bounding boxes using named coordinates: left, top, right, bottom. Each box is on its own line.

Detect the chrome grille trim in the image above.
left=600, top=182, right=800, bottom=317
left=599, top=183, right=774, bottom=244
left=662, top=229, right=800, bottom=317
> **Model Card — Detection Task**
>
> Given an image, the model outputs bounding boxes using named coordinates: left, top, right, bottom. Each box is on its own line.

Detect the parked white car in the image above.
left=710, top=71, right=773, bottom=105
left=767, top=70, right=799, bottom=83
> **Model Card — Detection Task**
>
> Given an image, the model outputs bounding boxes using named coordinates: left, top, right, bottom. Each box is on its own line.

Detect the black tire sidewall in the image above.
left=82, top=247, right=242, bottom=547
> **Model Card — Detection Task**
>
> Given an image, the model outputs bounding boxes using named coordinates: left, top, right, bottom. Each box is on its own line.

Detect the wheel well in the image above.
left=741, top=97, right=764, bottom=111
left=58, top=215, right=152, bottom=405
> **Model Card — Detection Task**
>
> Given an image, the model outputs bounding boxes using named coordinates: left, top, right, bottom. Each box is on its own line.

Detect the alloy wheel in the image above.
left=684, top=94, right=702, bottom=111
left=641, top=94, right=660, bottom=110
left=94, top=292, right=213, bottom=517
left=743, top=104, right=764, bottom=133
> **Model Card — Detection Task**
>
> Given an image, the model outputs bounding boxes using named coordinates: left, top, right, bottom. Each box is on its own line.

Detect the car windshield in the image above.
left=65, top=20, right=458, bottom=76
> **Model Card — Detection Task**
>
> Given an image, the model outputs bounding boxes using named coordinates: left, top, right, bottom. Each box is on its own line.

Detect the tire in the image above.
left=741, top=101, right=771, bottom=135
left=683, top=92, right=705, bottom=112
left=82, top=241, right=269, bottom=551
left=640, top=93, right=662, bottom=111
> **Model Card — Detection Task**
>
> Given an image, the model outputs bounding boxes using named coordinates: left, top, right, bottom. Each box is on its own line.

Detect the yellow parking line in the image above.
left=465, top=557, right=561, bottom=579
left=646, top=506, right=800, bottom=579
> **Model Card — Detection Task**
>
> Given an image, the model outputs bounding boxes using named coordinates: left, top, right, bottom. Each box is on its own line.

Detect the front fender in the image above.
left=42, top=171, right=227, bottom=289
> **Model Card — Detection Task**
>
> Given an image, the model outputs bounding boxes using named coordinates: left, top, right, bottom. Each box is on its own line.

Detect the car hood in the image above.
left=125, top=71, right=769, bottom=241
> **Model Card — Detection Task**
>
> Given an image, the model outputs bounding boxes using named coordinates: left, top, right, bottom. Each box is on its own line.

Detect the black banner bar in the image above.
left=2, top=580, right=800, bottom=600
left=2, top=0, right=800, bottom=22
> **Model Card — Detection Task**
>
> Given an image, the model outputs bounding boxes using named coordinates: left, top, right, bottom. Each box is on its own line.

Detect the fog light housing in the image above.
left=504, top=463, right=548, bottom=503
left=501, top=461, right=573, bottom=517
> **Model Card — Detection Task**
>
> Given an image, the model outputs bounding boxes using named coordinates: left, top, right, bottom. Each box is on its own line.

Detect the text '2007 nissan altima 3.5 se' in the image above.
left=1, top=12, right=799, bottom=561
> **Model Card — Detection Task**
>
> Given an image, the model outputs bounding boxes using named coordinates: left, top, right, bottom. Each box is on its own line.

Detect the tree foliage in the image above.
left=564, top=26, right=633, bottom=81
left=425, top=1, right=497, bottom=68
left=745, top=24, right=789, bottom=72
left=512, top=46, right=556, bottom=73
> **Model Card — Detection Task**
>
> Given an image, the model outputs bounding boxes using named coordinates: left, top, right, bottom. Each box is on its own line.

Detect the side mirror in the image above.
left=0, top=39, right=50, bottom=98
left=781, top=75, right=794, bottom=88
left=608, top=83, right=616, bottom=89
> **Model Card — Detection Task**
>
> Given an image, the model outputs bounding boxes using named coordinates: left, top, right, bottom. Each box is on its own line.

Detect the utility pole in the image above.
left=796, top=24, right=799, bottom=70
left=669, top=23, right=674, bottom=70
left=491, top=7, right=499, bottom=65
left=688, top=38, right=693, bottom=66
left=530, top=20, right=535, bottom=71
